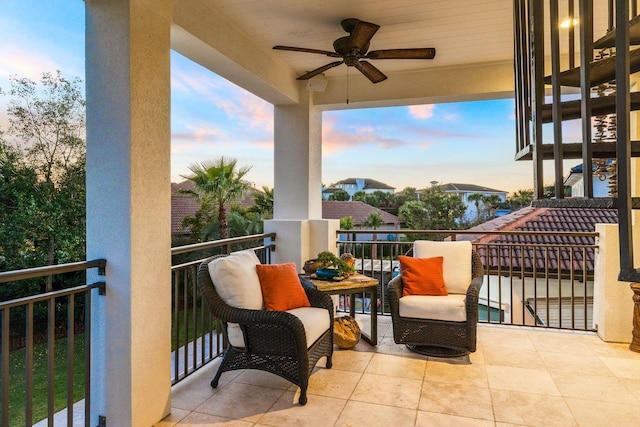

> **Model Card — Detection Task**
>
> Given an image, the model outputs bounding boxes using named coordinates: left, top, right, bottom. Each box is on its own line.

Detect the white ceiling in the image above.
left=208, top=0, right=515, bottom=79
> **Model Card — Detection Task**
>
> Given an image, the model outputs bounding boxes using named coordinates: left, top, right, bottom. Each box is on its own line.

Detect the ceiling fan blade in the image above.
left=348, top=20, right=380, bottom=53
left=366, top=48, right=436, bottom=60
left=273, top=45, right=341, bottom=58
left=296, top=61, right=344, bottom=80
left=354, top=61, right=387, bottom=83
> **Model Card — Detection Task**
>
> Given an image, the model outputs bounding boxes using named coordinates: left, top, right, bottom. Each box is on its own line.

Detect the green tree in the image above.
left=249, top=186, right=274, bottom=219
left=0, top=71, right=86, bottom=293
left=328, top=189, right=350, bottom=201
left=181, top=157, right=252, bottom=240
left=363, top=211, right=384, bottom=259
left=508, top=189, right=534, bottom=210
left=481, top=194, right=502, bottom=219
left=467, top=193, right=484, bottom=221
left=398, top=186, right=467, bottom=240
left=352, top=190, right=367, bottom=202
left=340, top=216, right=354, bottom=253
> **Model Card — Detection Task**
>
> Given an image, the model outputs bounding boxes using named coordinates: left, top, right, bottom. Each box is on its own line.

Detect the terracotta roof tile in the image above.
left=322, top=201, right=400, bottom=225
left=468, top=207, right=617, bottom=273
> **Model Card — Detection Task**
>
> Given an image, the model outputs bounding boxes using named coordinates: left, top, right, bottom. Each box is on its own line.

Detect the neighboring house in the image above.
left=322, top=178, right=395, bottom=200
left=441, top=182, right=508, bottom=221
left=322, top=201, right=401, bottom=241
left=564, top=162, right=614, bottom=197
left=459, top=206, right=618, bottom=328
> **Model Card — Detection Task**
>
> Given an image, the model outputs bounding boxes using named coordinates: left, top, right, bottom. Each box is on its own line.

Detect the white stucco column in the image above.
left=85, top=1, right=173, bottom=425
left=593, top=224, right=636, bottom=343
left=266, top=86, right=337, bottom=267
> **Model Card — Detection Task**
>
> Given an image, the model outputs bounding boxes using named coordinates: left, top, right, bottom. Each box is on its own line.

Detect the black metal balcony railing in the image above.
left=336, top=229, right=597, bottom=331
left=170, top=233, right=275, bottom=385
left=0, top=229, right=600, bottom=424
left=0, top=260, right=106, bottom=427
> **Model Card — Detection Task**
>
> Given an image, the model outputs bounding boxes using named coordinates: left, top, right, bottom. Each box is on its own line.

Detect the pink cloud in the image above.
left=321, top=116, right=410, bottom=155
left=408, top=104, right=435, bottom=120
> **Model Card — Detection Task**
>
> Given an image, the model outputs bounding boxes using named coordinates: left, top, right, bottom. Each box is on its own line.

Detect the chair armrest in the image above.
left=386, top=275, right=403, bottom=316
left=305, top=286, right=334, bottom=315
left=466, top=276, right=483, bottom=303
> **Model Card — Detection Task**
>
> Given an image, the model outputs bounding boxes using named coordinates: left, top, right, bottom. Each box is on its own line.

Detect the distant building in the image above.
left=322, top=178, right=395, bottom=200
left=441, top=182, right=508, bottom=221
left=564, top=162, right=614, bottom=197
left=322, top=201, right=400, bottom=241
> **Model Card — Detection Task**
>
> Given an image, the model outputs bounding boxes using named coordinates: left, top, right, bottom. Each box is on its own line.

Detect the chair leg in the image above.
left=210, top=367, right=224, bottom=388
left=298, top=389, right=307, bottom=405
left=326, top=355, right=332, bottom=369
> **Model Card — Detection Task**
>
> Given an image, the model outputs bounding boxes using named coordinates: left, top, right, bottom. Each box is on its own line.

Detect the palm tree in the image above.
left=249, top=186, right=274, bottom=219
left=181, top=157, right=252, bottom=240
left=481, top=194, right=503, bottom=219
left=467, top=193, right=484, bottom=221
left=340, top=216, right=354, bottom=253
left=363, top=211, right=384, bottom=260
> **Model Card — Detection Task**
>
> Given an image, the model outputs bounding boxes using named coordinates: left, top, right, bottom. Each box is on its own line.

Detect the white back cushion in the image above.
left=207, top=250, right=263, bottom=309
left=413, top=241, right=472, bottom=294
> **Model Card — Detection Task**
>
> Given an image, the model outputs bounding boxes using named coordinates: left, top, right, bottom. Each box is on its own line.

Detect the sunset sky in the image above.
left=1, top=1, right=573, bottom=195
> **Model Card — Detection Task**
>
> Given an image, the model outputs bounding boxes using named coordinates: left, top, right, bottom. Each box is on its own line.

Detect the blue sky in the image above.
left=1, top=0, right=559, bottom=194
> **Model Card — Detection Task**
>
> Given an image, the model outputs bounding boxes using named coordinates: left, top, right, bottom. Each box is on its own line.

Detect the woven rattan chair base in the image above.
left=406, top=344, right=469, bottom=358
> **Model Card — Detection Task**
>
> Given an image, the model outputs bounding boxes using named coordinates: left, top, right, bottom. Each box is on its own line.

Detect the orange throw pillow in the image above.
left=256, top=263, right=311, bottom=311
left=398, top=256, right=448, bottom=296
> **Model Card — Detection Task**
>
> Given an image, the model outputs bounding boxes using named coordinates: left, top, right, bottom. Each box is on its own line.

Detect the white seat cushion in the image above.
left=208, top=250, right=263, bottom=309
left=413, top=241, right=472, bottom=294
left=399, top=294, right=467, bottom=322
left=227, top=307, right=330, bottom=349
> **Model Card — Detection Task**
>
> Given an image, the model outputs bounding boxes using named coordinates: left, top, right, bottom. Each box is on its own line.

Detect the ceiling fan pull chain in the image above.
left=346, top=67, right=349, bottom=104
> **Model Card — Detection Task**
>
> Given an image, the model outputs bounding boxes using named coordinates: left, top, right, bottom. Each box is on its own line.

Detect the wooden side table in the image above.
left=302, top=273, right=378, bottom=345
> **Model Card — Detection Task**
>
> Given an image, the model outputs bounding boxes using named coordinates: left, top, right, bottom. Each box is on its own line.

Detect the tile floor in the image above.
left=155, top=316, right=640, bottom=427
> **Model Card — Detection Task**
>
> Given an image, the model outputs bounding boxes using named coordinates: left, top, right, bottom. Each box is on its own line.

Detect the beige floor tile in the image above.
left=195, top=382, right=285, bottom=422
left=565, top=397, right=639, bottom=427
left=483, top=345, right=545, bottom=369
left=491, top=389, right=576, bottom=427
left=538, top=350, right=614, bottom=376
left=415, top=411, right=495, bottom=427
left=175, top=412, right=253, bottom=426
left=153, top=408, right=190, bottom=427
left=619, top=377, right=640, bottom=402
left=486, top=365, right=560, bottom=395
left=365, top=352, right=427, bottom=380
left=477, top=327, right=535, bottom=351
left=233, top=369, right=293, bottom=389
left=350, top=372, right=422, bottom=409
left=592, top=342, right=640, bottom=359
left=600, top=356, right=640, bottom=379
left=301, top=367, right=362, bottom=399
left=468, top=344, right=485, bottom=364
left=527, top=330, right=601, bottom=355
left=170, top=369, right=223, bottom=411
left=425, top=359, right=489, bottom=388
left=335, top=400, right=417, bottom=427
left=258, top=391, right=346, bottom=427
left=549, top=370, right=637, bottom=403
left=330, top=348, right=374, bottom=372
left=419, top=380, right=494, bottom=421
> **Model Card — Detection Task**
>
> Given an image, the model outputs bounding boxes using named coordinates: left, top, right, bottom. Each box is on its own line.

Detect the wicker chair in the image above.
left=386, top=242, right=483, bottom=357
left=197, top=254, right=334, bottom=405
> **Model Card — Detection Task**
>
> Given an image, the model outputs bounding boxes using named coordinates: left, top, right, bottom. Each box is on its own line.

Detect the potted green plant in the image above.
left=316, top=251, right=355, bottom=277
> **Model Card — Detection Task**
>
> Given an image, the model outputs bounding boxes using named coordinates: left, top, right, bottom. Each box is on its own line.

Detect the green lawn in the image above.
left=2, top=334, right=85, bottom=426
left=172, top=305, right=217, bottom=352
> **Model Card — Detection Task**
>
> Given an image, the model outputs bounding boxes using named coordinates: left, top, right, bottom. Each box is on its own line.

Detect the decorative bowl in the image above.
left=315, top=268, right=340, bottom=279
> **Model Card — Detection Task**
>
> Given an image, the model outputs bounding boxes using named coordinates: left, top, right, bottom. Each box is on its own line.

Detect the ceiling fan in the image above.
left=273, top=18, right=436, bottom=84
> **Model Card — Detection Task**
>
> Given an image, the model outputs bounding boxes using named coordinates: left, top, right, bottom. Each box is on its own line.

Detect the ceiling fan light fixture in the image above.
left=306, top=76, right=328, bottom=92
